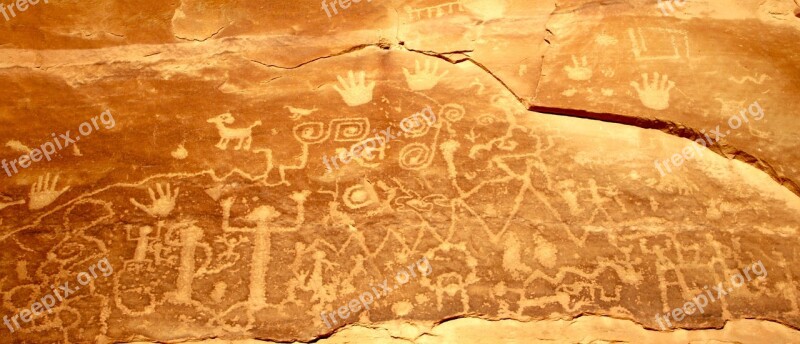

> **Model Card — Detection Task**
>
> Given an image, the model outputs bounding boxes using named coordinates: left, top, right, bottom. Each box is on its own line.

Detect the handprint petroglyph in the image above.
left=630, top=72, right=675, bottom=110
left=333, top=70, right=375, bottom=107
left=403, top=60, right=449, bottom=91
left=129, top=183, right=179, bottom=218
left=28, top=173, right=69, bottom=210
left=564, top=55, right=592, bottom=81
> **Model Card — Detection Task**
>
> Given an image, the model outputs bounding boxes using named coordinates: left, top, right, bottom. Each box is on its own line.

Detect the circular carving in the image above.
left=332, top=118, right=370, bottom=142
left=400, top=115, right=432, bottom=138
left=398, top=143, right=433, bottom=170
left=292, top=122, right=328, bottom=144
left=439, top=103, right=465, bottom=123
left=343, top=183, right=378, bottom=209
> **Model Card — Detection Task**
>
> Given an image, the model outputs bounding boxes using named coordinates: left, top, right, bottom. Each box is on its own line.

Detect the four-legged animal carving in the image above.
left=207, top=113, right=262, bottom=150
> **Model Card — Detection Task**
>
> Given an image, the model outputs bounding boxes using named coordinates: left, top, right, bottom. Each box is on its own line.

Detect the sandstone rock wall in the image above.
left=0, top=0, right=799, bottom=343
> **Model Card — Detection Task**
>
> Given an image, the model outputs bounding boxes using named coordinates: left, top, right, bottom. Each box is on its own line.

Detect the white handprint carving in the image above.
left=403, top=60, right=449, bottom=91
left=28, top=173, right=70, bottom=210
left=130, top=183, right=179, bottom=218
left=630, top=72, right=675, bottom=110
left=333, top=70, right=376, bottom=107
left=563, top=55, right=592, bottom=81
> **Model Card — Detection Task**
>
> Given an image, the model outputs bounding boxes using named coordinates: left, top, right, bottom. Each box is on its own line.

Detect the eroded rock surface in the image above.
left=0, top=0, right=799, bottom=343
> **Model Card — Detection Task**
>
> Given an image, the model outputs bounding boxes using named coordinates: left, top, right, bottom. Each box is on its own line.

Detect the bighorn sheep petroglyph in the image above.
left=207, top=113, right=262, bottom=151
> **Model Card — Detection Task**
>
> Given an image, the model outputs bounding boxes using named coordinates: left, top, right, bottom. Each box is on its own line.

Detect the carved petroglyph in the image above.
left=28, top=173, right=70, bottom=210
left=502, top=233, right=533, bottom=280
left=0, top=199, right=25, bottom=210
left=164, top=221, right=211, bottom=304
left=595, top=33, right=619, bottom=46
left=403, top=60, right=449, bottom=91
left=468, top=95, right=527, bottom=158
left=630, top=72, right=676, bottom=110
left=628, top=27, right=690, bottom=61
left=393, top=104, right=455, bottom=171
left=72, top=142, right=82, bottom=156
left=207, top=113, right=262, bottom=150
left=333, top=71, right=376, bottom=107
left=332, top=118, right=371, bottom=142
left=293, top=122, right=330, bottom=144
left=400, top=110, right=436, bottom=138
left=404, top=1, right=464, bottom=20
left=5, top=140, right=31, bottom=153
left=220, top=190, right=309, bottom=311
left=3, top=49, right=799, bottom=344
left=129, top=183, right=179, bottom=218
left=564, top=55, right=592, bottom=81
left=128, top=225, right=157, bottom=262
left=729, top=74, right=770, bottom=85
left=343, top=181, right=380, bottom=210
left=171, top=144, right=188, bottom=159
left=285, top=105, right=319, bottom=120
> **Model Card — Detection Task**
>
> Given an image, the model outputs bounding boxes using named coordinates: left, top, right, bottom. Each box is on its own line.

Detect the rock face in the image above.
left=0, top=0, right=799, bottom=343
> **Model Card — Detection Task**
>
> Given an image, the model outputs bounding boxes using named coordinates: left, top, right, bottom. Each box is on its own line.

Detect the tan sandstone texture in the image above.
left=0, top=0, right=799, bottom=343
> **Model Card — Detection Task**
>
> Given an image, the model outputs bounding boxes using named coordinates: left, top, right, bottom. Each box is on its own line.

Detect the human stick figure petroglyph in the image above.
left=207, top=113, right=262, bottom=150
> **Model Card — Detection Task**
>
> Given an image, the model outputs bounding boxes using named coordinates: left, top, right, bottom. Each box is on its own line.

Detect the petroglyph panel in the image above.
left=534, top=1, right=800, bottom=196
left=1, top=0, right=800, bottom=343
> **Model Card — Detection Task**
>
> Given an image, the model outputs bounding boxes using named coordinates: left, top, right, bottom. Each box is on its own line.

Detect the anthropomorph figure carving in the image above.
left=221, top=190, right=310, bottom=309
